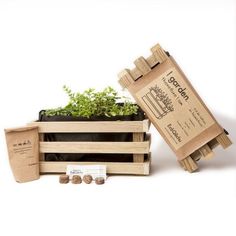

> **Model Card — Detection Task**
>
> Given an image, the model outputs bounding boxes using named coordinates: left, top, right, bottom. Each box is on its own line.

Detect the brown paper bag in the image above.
left=5, top=126, right=40, bottom=183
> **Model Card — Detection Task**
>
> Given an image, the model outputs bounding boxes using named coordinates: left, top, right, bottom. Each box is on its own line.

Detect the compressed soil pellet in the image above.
left=95, top=177, right=105, bottom=185
left=83, top=175, right=93, bottom=184
left=59, top=174, right=69, bottom=184
left=71, top=175, right=82, bottom=184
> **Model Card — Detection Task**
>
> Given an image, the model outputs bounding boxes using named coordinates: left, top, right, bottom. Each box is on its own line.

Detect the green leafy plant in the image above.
left=43, top=86, right=139, bottom=118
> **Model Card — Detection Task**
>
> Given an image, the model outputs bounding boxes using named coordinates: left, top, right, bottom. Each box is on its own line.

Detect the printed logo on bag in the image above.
left=12, top=139, right=33, bottom=156
left=13, top=140, right=31, bottom=147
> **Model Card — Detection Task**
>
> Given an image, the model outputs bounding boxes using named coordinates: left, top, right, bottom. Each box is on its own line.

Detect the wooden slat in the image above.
left=40, top=141, right=150, bottom=154
left=216, top=132, right=232, bottom=149
left=179, top=156, right=198, bottom=173
left=191, top=133, right=232, bottom=162
left=133, top=132, right=144, bottom=162
left=187, top=135, right=229, bottom=164
left=134, top=56, right=152, bottom=75
left=208, top=139, right=219, bottom=149
left=28, top=120, right=150, bottom=133
left=150, top=43, right=168, bottom=63
left=190, top=150, right=201, bottom=162
left=118, top=69, right=135, bottom=89
left=39, top=154, right=151, bottom=175
left=130, top=67, right=143, bottom=80
left=198, top=144, right=214, bottom=160
left=146, top=54, right=159, bottom=68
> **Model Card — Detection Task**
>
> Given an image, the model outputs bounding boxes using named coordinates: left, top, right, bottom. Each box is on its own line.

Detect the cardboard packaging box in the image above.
left=118, top=43, right=232, bottom=172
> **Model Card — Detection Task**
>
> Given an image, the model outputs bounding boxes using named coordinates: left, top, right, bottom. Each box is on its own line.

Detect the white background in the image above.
left=0, top=0, right=236, bottom=236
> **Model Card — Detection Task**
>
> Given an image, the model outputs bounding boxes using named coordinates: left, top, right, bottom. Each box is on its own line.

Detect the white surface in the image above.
left=0, top=1, right=235, bottom=236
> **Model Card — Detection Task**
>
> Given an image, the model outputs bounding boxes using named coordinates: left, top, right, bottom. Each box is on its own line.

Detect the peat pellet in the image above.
left=95, top=177, right=105, bottom=185
left=83, top=175, right=93, bottom=184
left=71, top=175, right=82, bottom=184
left=59, top=174, right=69, bottom=184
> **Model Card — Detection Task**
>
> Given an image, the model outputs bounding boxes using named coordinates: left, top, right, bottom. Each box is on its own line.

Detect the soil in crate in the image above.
left=39, top=108, right=145, bottom=162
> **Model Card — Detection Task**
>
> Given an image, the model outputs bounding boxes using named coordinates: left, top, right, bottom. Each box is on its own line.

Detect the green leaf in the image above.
left=44, top=86, right=139, bottom=118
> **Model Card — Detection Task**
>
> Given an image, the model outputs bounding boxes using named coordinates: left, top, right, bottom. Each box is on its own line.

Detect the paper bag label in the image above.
left=136, top=67, right=215, bottom=150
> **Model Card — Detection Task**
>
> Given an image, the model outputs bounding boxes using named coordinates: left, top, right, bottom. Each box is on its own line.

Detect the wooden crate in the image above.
left=118, top=43, right=232, bottom=173
left=28, top=119, right=151, bottom=175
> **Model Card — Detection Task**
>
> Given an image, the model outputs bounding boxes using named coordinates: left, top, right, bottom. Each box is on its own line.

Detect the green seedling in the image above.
left=43, top=86, right=139, bottom=118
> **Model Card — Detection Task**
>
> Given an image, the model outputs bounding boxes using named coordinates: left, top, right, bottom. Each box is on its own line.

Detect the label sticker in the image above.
left=136, top=67, right=215, bottom=150
left=66, top=165, right=107, bottom=179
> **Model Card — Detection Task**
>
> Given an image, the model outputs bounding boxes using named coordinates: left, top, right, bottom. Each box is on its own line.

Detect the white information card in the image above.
left=66, top=165, right=107, bottom=180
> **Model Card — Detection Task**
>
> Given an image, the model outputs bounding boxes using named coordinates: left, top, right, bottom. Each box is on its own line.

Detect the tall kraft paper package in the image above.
left=5, top=126, right=40, bottom=183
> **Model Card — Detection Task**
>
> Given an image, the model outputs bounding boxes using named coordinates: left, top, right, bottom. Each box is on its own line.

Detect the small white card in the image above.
left=66, top=165, right=107, bottom=180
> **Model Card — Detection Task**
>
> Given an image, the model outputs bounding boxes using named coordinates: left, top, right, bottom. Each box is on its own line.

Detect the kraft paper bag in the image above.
left=5, top=126, right=40, bottom=183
